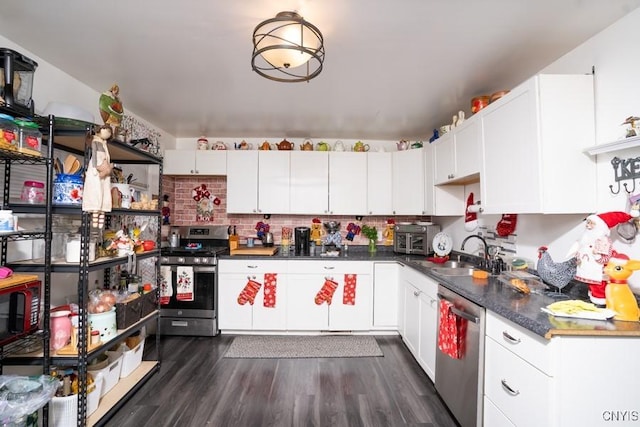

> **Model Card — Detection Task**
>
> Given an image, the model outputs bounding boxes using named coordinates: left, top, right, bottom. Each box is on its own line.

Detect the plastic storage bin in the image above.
left=0, top=48, right=38, bottom=116
left=107, top=337, right=145, bottom=378
left=15, top=119, right=42, bottom=156
left=21, top=180, right=45, bottom=204
left=50, top=374, right=102, bottom=426
left=52, top=173, right=83, bottom=205
left=87, top=351, right=123, bottom=397
left=0, top=113, right=18, bottom=151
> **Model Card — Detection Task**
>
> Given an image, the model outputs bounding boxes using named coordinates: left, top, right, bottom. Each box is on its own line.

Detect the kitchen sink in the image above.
left=414, top=260, right=475, bottom=269
left=430, top=267, right=476, bottom=276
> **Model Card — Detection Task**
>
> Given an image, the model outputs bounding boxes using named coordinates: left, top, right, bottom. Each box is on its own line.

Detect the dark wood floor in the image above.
left=107, top=335, right=459, bottom=427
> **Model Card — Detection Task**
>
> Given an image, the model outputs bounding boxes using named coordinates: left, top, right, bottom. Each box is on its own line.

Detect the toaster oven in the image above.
left=393, top=223, right=441, bottom=255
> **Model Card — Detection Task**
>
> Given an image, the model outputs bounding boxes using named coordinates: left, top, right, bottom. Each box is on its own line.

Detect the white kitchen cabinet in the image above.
left=481, top=74, right=596, bottom=214
left=163, top=149, right=227, bottom=175
left=484, top=311, right=640, bottom=427
left=433, top=118, right=481, bottom=185
left=218, top=260, right=288, bottom=331
left=329, top=151, right=367, bottom=214
left=287, top=261, right=372, bottom=331
left=290, top=151, right=329, bottom=214
left=398, top=265, right=438, bottom=381
left=367, top=152, right=393, bottom=215
left=423, top=143, right=465, bottom=216
left=392, top=148, right=425, bottom=215
left=372, top=262, right=399, bottom=329
left=226, top=151, right=290, bottom=214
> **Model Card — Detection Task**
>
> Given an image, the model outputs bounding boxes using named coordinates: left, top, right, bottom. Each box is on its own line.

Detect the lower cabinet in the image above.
left=372, top=262, right=399, bottom=329
left=398, top=265, right=438, bottom=381
left=218, top=260, right=288, bottom=331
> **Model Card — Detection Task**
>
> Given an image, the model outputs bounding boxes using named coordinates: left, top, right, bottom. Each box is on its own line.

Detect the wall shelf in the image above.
left=584, top=135, right=640, bottom=156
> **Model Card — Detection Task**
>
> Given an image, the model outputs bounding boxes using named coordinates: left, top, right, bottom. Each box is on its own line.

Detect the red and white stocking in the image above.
left=496, top=214, right=518, bottom=237
left=315, top=278, right=338, bottom=305
left=263, top=273, right=277, bottom=308
left=465, top=192, right=478, bottom=232
left=343, top=274, right=357, bottom=305
left=237, top=279, right=261, bottom=305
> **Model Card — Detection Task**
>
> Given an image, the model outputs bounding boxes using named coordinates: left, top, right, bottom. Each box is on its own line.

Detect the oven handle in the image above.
left=193, top=266, right=216, bottom=273
left=437, top=293, right=480, bottom=324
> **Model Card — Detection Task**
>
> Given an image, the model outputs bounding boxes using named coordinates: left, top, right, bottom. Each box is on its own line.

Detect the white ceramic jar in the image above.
left=0, top=210, right=14, bottom=232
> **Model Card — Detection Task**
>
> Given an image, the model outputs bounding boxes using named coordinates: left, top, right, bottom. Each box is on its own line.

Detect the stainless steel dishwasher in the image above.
left=435, top=285, right=485, bottom=427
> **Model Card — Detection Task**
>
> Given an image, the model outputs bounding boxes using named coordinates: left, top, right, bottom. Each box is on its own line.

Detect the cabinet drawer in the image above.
left=485, top=311, right=553, bottom=374
left=287, top=260, right=372, bottom=275
left=404, top=265, right=437, bottom=297
left=218, top=259, right=287, bottom=274
left=484, top=396, right=516, bottom=427
left=485, top=337, right=553, bottom=427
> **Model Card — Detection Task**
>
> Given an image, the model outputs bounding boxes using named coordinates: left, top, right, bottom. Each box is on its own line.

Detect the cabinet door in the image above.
left=402, top=281, right=420, bottom=356
left=195, top=150, right=227, bottom=175
left=367, top=152, right=393, bottom=215
left=454, top=118, right=481, bottom=180
left=392, top=148, right=425, bottom=215
left=258, top=151, right=290, bottom=214
left=423, top=143, right=464, bottom=216
left=286, top=274, right=329, bottom=330
left=226, top=151, right=259, bottom=213
left=328, top=274, right=372, bottom=331
left=418, top=291, right=437, bottom=381
left=218, top=273, right=253, bottom=330
left=290, top=151, right=329, bottom=214
left=372, top=262, right=398, bottom=328
left=329, top=152, right=367, bottom=215
left=163, top=150, right=195, bottom=175
left=432, top=133, right=455, bottom=184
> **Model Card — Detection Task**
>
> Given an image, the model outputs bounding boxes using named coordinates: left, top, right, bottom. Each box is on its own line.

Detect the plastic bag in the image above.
left=0, top=375, right=60, bottom=425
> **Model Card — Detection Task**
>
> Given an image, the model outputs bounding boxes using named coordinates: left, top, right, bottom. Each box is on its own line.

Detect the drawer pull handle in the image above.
left=502, top=331, right=521, bottom=344
left=171, top=321, right=189, bottom=327
left=323, top=266, right=335, bottom=270
left=413, top=290, right=420, bottom=297
left=501, top=379, right=520, bottom=396
left=247, top=265, right=258, bottom=269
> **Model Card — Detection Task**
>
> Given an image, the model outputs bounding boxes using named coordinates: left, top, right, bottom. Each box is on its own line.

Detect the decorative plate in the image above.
left=432, top=232, right=453, bottom=257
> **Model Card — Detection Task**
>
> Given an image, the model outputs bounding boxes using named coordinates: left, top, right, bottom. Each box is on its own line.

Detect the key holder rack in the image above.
left=609, top=156, right=640, bottom=194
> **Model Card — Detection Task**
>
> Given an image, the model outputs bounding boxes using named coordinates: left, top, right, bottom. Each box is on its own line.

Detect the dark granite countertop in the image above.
left=220, top=245, right=640, bottom=339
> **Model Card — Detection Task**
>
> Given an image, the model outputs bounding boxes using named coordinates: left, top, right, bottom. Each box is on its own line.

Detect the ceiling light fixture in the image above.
left=251, top=11, right=325, bottom=83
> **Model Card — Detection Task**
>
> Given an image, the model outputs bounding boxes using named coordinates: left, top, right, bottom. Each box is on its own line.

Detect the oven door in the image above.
left=408, top=233, right=428, bottom=255
left=161, top=265, right=216, bottom=317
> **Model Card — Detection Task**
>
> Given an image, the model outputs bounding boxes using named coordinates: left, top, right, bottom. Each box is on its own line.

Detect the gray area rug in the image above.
left=224, top=335, right=383, bottom=358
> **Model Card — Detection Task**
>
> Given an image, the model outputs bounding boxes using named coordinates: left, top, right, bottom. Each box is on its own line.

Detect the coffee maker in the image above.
left=294, top=227, right=310, bottom=256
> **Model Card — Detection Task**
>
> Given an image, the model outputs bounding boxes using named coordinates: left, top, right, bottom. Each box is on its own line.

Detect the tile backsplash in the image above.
left=162, top=176, right=430, bottom=245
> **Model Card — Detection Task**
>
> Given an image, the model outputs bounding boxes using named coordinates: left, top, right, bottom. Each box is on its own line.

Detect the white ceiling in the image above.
left=1, top=0, right=640, bottom=141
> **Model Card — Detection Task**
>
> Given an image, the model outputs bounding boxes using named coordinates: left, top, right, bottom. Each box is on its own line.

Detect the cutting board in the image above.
left=231, top=246, right=279, bottom=256
left=0, top=274, right=40, bottom=290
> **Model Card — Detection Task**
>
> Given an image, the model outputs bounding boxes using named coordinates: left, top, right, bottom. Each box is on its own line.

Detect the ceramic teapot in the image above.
left=235, top=140, right=253, bottom=150
left=396, top=140, right=410, bottom=151
left=411, top=141, right=424, bottom=149
left=316, top=141, right=330, bottom=151
left=212, top=141, right=228, bottom=150
left=353, top=141, right=370, bottom=152
left=301, top=139, right=314, bottom=151
left=197, top=136, right=209, bottom=150
left=276, top=139, right=294, bottom=150
left=333, top=140, right=345, bottom=151
left=258, top=141, right=272, bottom=150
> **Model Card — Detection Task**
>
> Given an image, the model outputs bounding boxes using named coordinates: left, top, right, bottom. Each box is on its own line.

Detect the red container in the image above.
left=471, top=95, right=490, bottom=114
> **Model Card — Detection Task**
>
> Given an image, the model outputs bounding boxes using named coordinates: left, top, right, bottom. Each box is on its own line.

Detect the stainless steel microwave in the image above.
left=393, top=224, right=441, bottom=255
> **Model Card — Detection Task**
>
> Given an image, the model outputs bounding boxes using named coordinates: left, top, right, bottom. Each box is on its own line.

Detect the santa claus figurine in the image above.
left=569, top=211, right=632, bottom=305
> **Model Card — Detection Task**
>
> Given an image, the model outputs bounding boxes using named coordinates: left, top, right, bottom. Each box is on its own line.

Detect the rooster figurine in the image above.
left=537, top=246, right=578, bottom=294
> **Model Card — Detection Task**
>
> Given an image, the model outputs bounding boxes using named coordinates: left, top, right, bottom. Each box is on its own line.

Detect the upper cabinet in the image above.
left=392, top=148, right=425, bottom=215
left=329, top=151, right=367, bottom=215
left=433, top=117, right=481, bottom=185
left=163, top=150, right=226, bottom=175
left=290, top=151, right=329, bottom=214
left=481, top=74, right=596, bottom=214
left=366, top=152, right=393, bottom=215
left=424, top=143, right=465, bottom=216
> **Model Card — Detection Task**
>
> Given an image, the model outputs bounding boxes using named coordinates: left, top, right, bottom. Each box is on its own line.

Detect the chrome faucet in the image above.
left=460, top=234, right=490, bottom=267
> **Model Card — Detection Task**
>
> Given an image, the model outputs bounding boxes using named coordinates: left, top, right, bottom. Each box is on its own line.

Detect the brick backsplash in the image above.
left=162, top=176, right=430, bottom=245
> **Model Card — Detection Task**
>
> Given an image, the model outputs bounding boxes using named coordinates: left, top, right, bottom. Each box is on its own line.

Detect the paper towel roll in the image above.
left=467, top=204, right=483, bottom=213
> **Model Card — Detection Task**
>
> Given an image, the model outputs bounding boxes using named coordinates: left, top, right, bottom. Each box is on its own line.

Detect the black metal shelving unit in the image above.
left=0, top=106, right=163, bottom=426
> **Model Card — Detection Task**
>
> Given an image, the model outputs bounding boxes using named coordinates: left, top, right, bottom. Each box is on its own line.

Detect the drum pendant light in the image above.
left=251, top=11, right=325, bottom=83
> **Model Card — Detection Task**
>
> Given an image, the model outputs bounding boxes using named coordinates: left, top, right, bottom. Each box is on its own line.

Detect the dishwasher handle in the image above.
left=438, top=293, right=480, bottom=324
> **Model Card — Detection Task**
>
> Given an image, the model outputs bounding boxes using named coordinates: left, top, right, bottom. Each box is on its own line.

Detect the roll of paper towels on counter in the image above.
left=467, top=204, right=483, bottom=213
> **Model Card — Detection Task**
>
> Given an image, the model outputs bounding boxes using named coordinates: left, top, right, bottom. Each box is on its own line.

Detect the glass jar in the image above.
left=14, top=119, right=42, bottom=156
left=21, top=180, right=45, bottom=204
left=0, top=113, right=18, bottom=151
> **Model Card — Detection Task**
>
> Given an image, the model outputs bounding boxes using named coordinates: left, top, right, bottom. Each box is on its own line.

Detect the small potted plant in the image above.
left=361, top=225, right=378, bottom=253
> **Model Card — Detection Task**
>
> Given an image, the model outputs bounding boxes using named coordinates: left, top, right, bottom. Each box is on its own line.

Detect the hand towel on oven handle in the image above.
left=437, top=299, right=467, bottom=359
left=160, top=265, right=173, bottom=305
left=176, top=266, right=194, bottom=301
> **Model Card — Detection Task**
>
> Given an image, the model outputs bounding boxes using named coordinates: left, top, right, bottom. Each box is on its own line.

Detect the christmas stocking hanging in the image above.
left=496, top=214, right=518, bottom=237
left=237, top=278, right=261, bottom=305
left=315, top=278, right=338, bottom=305
left=465, top=192, right=478, bottom=231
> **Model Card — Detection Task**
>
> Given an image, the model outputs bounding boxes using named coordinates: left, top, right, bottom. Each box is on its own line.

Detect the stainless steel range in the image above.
left=160, top=226, right=228, bottom=336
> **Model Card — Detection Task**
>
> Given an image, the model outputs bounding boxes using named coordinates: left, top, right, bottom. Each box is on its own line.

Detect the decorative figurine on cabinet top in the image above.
left=99, top=84, right=124, bottom=127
